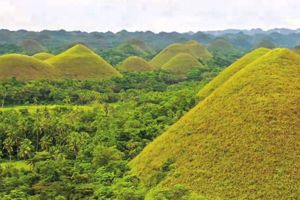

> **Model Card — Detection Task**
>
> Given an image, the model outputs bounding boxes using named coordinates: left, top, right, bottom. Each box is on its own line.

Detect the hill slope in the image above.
left=46, top=45, right=122, bottom=80
left=162, top=53, right=206, bottom=77
left=33, top=52, right=55, bottom=61
left=131, top=48, right=300, bottom=199
left=207, top=38, right=236, bottom=54
left=18, top=39, right=47, bottom=54
left=197, top=48, right=270, bottom=99
left=254, top=39, right=278, bottom=49
left=118, top=56, right=154, bottom=71
left=0, top=54, right=57, bottom=80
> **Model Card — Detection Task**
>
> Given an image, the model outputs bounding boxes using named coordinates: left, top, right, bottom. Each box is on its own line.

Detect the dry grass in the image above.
left=131, top=48, right=300, bottom=199
left=118, top=56, right=154, bottom=71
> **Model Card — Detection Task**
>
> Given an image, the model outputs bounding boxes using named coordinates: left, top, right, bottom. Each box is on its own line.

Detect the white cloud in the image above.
left=0, top=0, right=300, bottom=32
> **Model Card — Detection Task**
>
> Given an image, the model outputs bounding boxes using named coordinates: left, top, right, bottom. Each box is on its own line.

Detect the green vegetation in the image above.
left=162, top=53, right=207, bottom=77
left=118, top=56, right=155, bottom=71
left=253, top=39, right=278, bottom=49
left=33, top=52, right=55, bottom=61
left=0, top=68, right=215, bottom=199
left=197, top=48, right=270, bottom=99
left=18, top=39, right=47, bottom=55
left=207, top=38, right=236, bottom=54
left=131, top=48, right=300, bottom=199
left=46, top=45, right=122, bottom=80
left=0, top=54, right=57, bottom=81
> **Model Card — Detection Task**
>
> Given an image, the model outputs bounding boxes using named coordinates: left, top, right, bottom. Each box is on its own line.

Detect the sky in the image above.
left=1, top=0, right=300, bottom=33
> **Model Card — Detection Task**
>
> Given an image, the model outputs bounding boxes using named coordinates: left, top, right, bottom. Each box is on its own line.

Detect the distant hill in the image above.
left=293, top=44, right=300, bottom=54
left=197, top=48, right=270, bottom=99
left=46, top=45, right=122, bottom=80
left=131, top=48, right=300, bottom=199
left=162, top=53, right=206, bottom=77
left=66, top=40, right=91, bottom=50
left=118, top=56, right=154, bottom=71
left=18, top=39, right=47, bottom=54
left=184, top=40, right=213, bottom=60
left=254, top=39, right=278, bottom=49
left=33, top=52, right=55, bottom=61
left=125, top=38, right=156, bottom=54
left=150, top=41, right=211, bottom=69
left=0, top=54, right=57, bottom=80
left=207, top=38, right=236, bottom=54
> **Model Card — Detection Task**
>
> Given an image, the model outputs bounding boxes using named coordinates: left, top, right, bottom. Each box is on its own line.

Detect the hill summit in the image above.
left=46, top=45, right=122, bottom=80
left=131, top=48, right=300, bottom=199
left=254, top=39, right=278, bottom=49
left=33, top=52, right=55, bottom=61
left=162, top=53, right=206, bottom=77
left=118, top=56, right=154, bottom=71
left=0, top=54, right=57, bottom=80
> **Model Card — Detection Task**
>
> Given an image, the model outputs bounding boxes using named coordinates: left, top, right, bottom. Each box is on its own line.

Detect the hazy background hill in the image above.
left=1, top=28, right=300, bottom=56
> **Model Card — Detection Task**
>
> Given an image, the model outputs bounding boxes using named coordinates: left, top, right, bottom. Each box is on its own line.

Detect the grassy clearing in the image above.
left=0, top=161, right=30, bottom=170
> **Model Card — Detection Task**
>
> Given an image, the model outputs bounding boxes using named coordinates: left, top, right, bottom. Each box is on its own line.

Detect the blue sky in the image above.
left=1, top=0, right=300, bottom=32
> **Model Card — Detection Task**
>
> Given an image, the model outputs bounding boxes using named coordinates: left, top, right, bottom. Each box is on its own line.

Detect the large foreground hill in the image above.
left=131, top=48, right=300, bottom=199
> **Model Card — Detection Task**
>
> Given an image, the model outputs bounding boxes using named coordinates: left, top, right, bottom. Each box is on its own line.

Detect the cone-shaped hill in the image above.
left=185, top=40, right=213, bottom=60
left=46, top=45, right=122, bottom=80
left=131, top=48, right=300, bottom=199
left=33, top=52, right=55, bottom=61
left=254, top=39, right=278, bottom=49
left=0, top=54, right=57, bottom=80
left=207, top=38, right=236, bottom=54
left=162, top=53, right=206, bottom=77
left=18, top=39, right=47, bottom=54
left=197, top=48, right=270, bottom=99
left=126, top=38, right=156, bottom=54
left=118, top=56, right=154, bottom=71
left=150, top=41, right=211, bottom=69
left=293, top=44, right=300, bottom=54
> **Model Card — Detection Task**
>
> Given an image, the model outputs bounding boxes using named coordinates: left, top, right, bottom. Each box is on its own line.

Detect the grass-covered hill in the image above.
left=207, top=38, right=236, bottom=54
left=125, top=38, right=156, bottom=54
left=254, top=39, right=278, bottom=49
left=33, top=52, right=55, bottom=61
left=131, top=48, right=300, bottom=199
left=0, top=54, right=57, bottom=80
left=18, top=39, right=47, bottom=54
left=185, top=40, right=213, bottom=60
left=117, top=56, right=154, bottom=71
left=197, top=48, right=270, bottom=99
left=293, top=44, right=300, bottom=54
left=46, top=44, right=122, bottom=80
left=162, top=53, right=206, bottom=77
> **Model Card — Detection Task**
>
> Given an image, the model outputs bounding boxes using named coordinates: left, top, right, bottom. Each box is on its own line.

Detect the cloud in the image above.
left=0, top=0, right=300, bottom=32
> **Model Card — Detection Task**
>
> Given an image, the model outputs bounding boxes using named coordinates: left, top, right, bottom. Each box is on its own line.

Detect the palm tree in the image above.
left=3, top=138, right=14, bottom=162
left=18, top=139, right=34, bottom=160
